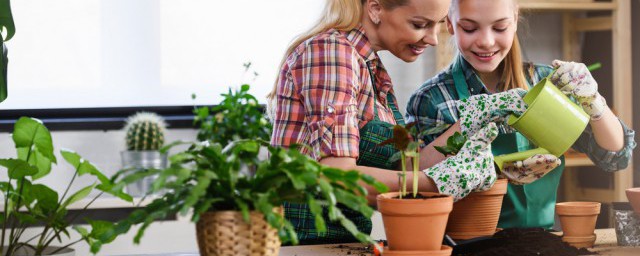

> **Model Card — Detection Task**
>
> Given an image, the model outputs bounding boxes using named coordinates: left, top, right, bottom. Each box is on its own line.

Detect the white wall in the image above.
left=0, top=12, right=564, bottom=255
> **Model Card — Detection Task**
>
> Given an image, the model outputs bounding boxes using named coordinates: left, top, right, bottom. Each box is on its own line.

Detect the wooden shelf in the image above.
left=519, top=2, right=616, bottom=11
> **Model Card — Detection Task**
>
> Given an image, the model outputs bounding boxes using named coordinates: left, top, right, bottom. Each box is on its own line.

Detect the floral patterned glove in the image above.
left=456, top=88, right=528, bottom=137
left=500, top=154, right=561, bottom=185
left=424, top=122, right=499, bottom=201
left=550, top=60, right=607, bottom=120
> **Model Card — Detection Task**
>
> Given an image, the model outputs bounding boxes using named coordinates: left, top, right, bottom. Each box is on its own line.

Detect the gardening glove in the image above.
left=456, top=88, right=528, bottom=138
left=550, top=60, right=607, bottom=120
left=500, top=154, right=561, bottom=185
left=424, top=122, right=499, bottom=202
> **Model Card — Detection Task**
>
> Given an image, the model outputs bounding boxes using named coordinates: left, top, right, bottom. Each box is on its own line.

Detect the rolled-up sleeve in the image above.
left=572, top=119, right=637, bottom=172
left=290, top=36, right=361, bottom=160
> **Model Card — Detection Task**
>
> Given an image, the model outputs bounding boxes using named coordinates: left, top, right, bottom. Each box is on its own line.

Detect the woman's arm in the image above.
left=590, top=107, right=624, bottom=151
left=419, top=121, right=461, bottom=170
left=320, top=157, right=438, bottom=206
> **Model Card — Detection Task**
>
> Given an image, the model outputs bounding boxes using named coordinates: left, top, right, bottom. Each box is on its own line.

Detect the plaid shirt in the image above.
left=271, top=26, right=401, bottom=244
left=270, top=26, right=399, bottom=161
left=406, top=56, right=636, bottom=172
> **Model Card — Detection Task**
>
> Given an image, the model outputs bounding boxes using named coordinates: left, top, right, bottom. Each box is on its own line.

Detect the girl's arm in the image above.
left=590, top=107, right=624, bottom=151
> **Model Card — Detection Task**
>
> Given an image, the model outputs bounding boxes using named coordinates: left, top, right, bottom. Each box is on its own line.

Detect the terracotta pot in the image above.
left=446, top=179, right=508, bottom=240
left=377, top=192, right=453, bottom=251
left=383, top=245, right=452, bottom=256
left=556, top=201, right=601, bottom=248
left=625, top=187, right=640, bottom=215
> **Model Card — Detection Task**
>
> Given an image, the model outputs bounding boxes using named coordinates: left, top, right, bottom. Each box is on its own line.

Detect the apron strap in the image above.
left=365, top=60, right=404, bottom=125
left=452, top=57, right=471, bottom=100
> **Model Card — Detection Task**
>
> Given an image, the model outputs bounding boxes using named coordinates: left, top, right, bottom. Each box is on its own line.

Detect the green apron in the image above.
left=452, top=60, right=564, bottom=229
left=284, top=61, right=404, bottom=245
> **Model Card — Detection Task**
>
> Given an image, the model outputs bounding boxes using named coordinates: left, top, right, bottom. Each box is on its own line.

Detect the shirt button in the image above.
left=327, top=105, right=335, bottom=114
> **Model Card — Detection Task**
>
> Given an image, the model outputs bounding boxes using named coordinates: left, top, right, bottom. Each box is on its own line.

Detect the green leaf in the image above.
left=0, top=0, right=16, bottom=41
left=31, top=184, right=59, bottom=212
left=12, top=117, right=57, bottom=163
left=60, top=184, right=97, bottom=211
left=0, top=158, right=38, bottom=179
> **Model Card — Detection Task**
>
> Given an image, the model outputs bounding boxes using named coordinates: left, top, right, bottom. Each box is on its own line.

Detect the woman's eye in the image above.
left=413, top=23, right=427, bottom=29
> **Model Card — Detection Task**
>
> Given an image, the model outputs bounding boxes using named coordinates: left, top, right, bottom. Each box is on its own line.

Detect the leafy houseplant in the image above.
left=434, top=132, right=467, bottom=157
left=193, top=84, right=272, bottom=145
left=0, top=117, right=131, bottom=255
left=120, top=112, right=168, bottom=197
left=106, top=139, right=388, bottom=255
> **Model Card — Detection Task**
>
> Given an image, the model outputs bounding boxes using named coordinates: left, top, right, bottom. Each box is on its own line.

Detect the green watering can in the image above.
left=493, top=77, right=590, bottom=169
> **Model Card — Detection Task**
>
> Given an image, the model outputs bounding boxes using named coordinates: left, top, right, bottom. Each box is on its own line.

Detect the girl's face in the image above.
left=448, top=0, right=518, bottom=74
left=373, top=0, right=450, bottom=62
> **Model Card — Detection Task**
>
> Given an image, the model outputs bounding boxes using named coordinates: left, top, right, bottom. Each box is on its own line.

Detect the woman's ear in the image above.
left=446, top=15, right=454, bottom=35
left=366, top=0, right=383, bottom=25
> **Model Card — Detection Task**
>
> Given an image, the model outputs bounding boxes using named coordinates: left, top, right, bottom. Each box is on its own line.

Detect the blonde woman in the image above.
left=406, top=0, right=636, bottom=229
left=267, top=0, right=515, bottom=244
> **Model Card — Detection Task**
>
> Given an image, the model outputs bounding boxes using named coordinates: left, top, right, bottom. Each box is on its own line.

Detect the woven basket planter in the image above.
left=196, top=209, right=281, bottom=256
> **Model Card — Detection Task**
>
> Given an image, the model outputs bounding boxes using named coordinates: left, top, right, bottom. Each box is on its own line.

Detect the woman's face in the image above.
left=448, top=0, right=518, bottom=74
left=374, top=0, right=450, bottom=62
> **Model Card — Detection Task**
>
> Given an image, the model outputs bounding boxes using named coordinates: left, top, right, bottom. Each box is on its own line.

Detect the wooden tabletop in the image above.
left=279, top=229, right=640, bottom=256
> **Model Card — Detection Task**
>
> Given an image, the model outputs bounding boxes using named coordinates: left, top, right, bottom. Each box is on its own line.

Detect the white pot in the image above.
left=2, top=246, right=75, bottom=256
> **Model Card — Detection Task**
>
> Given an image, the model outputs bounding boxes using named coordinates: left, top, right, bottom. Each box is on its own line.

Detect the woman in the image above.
left=406, top=0, right=636, bottom=229
left=267, top=0, right=514, bottom=245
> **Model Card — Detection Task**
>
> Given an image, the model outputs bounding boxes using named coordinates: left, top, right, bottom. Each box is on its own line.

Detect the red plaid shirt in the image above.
left=270, top=25, right=399, bottom=160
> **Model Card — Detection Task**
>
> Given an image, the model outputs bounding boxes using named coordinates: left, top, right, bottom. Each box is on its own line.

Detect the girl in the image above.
left=267, top=0, right=515, bottom=244
left=406, top=0, right=636, bottom=229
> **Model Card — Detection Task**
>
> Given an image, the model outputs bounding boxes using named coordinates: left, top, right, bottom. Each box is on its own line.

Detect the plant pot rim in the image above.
left=626, top=187, right=640, bottom=193
left=556, top=201, right=601, bottom=215
left=382, top=245, right=452, bottom=256
left=377, top=192, right=452, bottom=202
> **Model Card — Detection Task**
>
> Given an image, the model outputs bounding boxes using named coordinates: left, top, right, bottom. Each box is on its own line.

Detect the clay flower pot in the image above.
left=556, top=201, right=601, bottom=248
left=625, top=188, right=640, bottom=215
left=377, top=192, right=453, bottom=252
left=446, top=179, right=508, bottom=240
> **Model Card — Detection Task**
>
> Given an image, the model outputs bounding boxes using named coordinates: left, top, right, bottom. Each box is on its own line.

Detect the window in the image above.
left=2, top=0, right=324, bottom=110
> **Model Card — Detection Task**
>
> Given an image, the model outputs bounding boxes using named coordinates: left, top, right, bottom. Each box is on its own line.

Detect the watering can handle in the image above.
left=494, top=148, right=551, bottom=170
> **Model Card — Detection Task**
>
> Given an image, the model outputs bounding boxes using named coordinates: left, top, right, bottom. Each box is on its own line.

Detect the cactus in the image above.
left=124, top=112, right=167, bottom=151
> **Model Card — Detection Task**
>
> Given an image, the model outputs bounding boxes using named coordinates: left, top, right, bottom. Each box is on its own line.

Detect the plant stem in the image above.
left=1, top=177, right=12, bottom=251
left=413, top=154, right=419, bottom=198
left=400, top=153, right=407, bottom=198
left=43, top=192, right=104, bottom=250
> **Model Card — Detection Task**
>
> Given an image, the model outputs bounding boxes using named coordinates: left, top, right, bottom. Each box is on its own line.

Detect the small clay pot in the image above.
left=377, top=192, right=453, bottom=251
left=446, top=179, right=508, bottom=240
left=556, top=201, right=601, bottom=248
left=625, top=188, right=640, bottom=215
left=383, top=245, right=452, bottom=256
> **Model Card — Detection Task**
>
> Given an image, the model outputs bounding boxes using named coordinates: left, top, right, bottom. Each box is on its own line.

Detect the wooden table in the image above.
left=279, top=229, right=640, bottom=255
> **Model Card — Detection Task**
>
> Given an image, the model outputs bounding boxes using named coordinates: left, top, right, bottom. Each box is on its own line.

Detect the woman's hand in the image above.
left=456, top=88, right=528, bottom=137
left=551, top=60, right=607, bottom=120
left=500, top=154, right=561, bottom=185
left=423, top=122, right=499, bottom=201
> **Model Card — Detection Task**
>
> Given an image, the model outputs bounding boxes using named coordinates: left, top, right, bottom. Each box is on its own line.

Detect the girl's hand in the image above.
left=500, top=154, right=561, bottom=185
left=424, top=122, right=499, bottom=201
left=456, top=88, right=528, bottom=137
left=551, top=60, right=607, bottom=120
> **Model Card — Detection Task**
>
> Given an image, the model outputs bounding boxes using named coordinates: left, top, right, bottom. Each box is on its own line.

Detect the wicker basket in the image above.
left=196, top=209, right=281, bottom=256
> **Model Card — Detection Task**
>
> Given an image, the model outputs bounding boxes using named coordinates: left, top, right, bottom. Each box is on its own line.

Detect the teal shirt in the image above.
left=406, top=56, right=636, bottom=228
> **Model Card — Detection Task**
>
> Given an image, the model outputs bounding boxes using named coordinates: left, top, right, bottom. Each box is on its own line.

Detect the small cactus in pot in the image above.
left=125, top=112, right=167, bottom=151
left=121, top=112, right=169, bottom=197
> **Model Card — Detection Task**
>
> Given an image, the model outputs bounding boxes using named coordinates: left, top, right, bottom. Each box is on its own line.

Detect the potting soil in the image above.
left=454, top=228, right=598, bottom=256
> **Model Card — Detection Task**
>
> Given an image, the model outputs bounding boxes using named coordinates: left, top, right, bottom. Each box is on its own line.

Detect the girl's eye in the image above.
left=461, top=28, right=476, bottom=33
left=494, top=27, right=508, bottom=32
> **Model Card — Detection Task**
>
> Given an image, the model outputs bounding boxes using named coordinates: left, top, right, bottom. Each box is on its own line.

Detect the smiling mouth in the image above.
left=473, top=51, right=499, bottom=58
left=410, top=45, right=426, bottom=53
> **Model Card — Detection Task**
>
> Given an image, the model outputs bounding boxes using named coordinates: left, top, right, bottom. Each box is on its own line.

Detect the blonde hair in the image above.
left=266, top=0, right=408, bottom=116
left=450, top=0, right=528, bottom=91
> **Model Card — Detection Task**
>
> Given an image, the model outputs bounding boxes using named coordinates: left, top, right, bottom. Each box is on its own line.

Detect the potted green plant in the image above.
left=120, top=112, right=168, bottom=197
left=0, top=117, right=131, bottom=255
left=375, top=123, right=454, bottom=254
left=105, top=138, right=388, bottom=256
